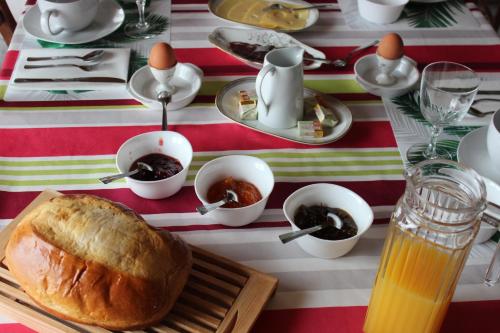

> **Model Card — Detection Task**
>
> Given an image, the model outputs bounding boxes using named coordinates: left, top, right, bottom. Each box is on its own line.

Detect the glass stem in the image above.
left=425, top=125, right=443, bottom=159
left=136, top=0, right=148, bottom=28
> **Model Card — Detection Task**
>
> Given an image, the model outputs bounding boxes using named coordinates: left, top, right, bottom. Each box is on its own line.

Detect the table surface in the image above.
left=1, top=1, right=500, bottom=332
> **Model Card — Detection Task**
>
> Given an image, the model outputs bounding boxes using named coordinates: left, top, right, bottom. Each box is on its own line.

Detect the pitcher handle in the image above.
left=256, top=64, right=275, bottom=115
left=41, top=10, right=64, bottom=35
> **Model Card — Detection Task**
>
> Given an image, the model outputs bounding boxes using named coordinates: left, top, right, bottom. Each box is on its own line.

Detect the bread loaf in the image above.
left=5, top=194, right=192, bottom=330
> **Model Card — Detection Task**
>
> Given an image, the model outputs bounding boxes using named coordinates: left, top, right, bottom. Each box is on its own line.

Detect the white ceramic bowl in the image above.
left=358, top=0, right=409, bottom=24
left=283, top=183, right=374, bottom=259
left=116, top=131, right=193, bottom=199
left=194, top=155, right=274, bottom=227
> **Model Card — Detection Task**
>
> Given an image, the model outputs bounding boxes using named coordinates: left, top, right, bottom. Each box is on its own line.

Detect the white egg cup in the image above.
left=375, top=54, right=402, bottom=86
left=149, top=64, right=177, bottom=95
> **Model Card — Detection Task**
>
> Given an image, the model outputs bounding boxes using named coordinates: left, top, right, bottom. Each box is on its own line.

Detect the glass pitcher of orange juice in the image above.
left=364, top=160, right=487, bottom=333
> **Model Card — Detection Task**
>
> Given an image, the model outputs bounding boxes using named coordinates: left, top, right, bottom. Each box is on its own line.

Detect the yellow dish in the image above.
left=213, top=0, right=311, bottom=31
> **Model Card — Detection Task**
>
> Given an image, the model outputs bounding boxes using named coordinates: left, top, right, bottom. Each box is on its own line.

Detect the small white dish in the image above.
left=194, top=155, right=275, bottom=227
left=23, top=0, right=124, bottom=45
left=358, top=0, right=409, bottom=24
left=458, top=127, right=500, bottom=184
left=208, top=27, right=326, bottom=70
left=215, top=77, right=353, bottom=145
left=354, top=54, right=419, bottom=98
left=283, top=183, right=374, bottom=259
left=116, top=131, right=193, bottom=199
left=208, top=0, right=319, bottom=32
left=128, top=63, right=203, bottom=110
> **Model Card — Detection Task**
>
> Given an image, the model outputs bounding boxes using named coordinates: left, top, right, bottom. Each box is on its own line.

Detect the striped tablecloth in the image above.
left=1, top=1, right=500, bottom=332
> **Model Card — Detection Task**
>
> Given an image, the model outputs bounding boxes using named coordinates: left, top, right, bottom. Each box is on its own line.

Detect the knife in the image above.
left=477, top=90, right=500, bottom=95
left=14, top=77, right=126, bottom=83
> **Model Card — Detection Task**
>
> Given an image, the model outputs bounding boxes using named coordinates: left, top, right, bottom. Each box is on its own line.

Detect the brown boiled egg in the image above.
left=377, top=33, right=404, bottom=60
left=149, top=42, right=177, bottom=70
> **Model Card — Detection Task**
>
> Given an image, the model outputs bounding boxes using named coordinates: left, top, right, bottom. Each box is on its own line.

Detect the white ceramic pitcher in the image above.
left=256, top=47, right=304, bottom=129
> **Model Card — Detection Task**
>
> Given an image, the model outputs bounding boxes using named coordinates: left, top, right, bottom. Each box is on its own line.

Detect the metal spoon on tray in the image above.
left=303, top=40, right=379, bottom=68
left=279, top=212, right=343, bottom=244
left=196, top=190, right=239, bottom=215
left=99, top=162, right=153, bottom=184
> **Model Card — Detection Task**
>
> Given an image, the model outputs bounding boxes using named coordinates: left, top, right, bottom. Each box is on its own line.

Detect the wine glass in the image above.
left=124, top=0, right=156, bottom=39
left=406, top=62, right=480, bottom=161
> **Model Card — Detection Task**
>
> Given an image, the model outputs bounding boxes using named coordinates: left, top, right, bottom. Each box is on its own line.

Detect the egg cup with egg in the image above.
left=375, top=33, right=404, bottom=86
left=149, top=43, right=178, bottom=94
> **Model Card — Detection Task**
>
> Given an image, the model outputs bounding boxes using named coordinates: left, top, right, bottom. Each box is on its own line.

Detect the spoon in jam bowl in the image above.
left=279, top=212, right=343, bottom=244
left=196, top=189, right=239, bottom=215
left=99, top=162, right=153, bottom=184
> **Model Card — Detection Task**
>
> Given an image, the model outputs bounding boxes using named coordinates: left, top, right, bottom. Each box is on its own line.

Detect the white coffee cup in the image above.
left=486, top=110, right=500, bottom=167
left=38, top=0, right=99, bottom=35
left=256, top=47, right=304, bottom=129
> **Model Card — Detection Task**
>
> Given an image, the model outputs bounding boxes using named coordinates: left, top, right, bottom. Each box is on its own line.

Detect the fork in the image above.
left=24, top=64, right=97, bottom=72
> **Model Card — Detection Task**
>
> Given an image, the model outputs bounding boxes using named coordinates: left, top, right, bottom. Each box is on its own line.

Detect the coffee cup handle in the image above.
left=256, top=64, right=275, bottom=115
left=41, top=10, right=64, bottom=35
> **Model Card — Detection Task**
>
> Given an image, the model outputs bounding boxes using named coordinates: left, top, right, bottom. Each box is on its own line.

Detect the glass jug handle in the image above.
left=484, top=213, right=500, bottom=286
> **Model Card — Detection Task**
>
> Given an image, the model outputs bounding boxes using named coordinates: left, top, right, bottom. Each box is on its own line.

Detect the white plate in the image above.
left=354, top=54, right=420, bottom=98
left=23, top=0, right=125, bottom=45
left=458, top=127, right=500, bottom=184
left=215, top=77, right=353, bottom=145
left=128, top=63, right=203, bottom=110
left=208, top=27, right=326, bottom=70
left=208, top=0, right=319, bottom=32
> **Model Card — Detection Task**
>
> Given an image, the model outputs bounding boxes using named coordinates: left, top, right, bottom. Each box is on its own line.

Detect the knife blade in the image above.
left=477, top=90, right=500, bottom=95
left=14, top=77, right=126, bottom=83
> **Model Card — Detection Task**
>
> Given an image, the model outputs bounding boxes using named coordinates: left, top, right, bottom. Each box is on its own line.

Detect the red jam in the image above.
left=129, top=153, right=182, bottom=181
left=207, top=177, right=262, bottom=208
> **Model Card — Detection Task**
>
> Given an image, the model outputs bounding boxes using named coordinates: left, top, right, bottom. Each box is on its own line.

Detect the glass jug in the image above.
left=364, top=160, right=487, bottom=333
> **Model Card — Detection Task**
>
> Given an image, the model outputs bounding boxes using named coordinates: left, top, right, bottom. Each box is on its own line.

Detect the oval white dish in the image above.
left=208, top=27, right=326, bottom=70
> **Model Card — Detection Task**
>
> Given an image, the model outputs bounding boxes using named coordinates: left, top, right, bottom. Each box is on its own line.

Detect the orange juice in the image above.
left=364, top=224, right=469, bottom=333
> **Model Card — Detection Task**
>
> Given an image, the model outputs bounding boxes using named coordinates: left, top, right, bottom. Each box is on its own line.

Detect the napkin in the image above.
left=9, top=48, right=130, bottom=91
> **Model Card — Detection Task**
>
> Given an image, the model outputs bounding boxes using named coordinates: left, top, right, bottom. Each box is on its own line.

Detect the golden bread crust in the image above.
left=5, top=194, right=192, bottom=330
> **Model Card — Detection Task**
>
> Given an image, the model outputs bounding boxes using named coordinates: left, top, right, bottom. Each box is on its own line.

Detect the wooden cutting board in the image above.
left=0, top=190, right=278, bottom=333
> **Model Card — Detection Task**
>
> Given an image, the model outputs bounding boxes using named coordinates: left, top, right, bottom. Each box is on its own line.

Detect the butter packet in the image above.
left=313, top=102, right=339, bottom=128
left=238, top=90, right=257, bottom=120
left=298, top=120, right=323, bottom=138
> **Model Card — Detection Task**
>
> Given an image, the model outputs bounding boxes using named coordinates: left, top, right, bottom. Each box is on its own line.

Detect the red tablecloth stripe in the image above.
left=254, top=300, right=500, bottom=333
left=1, top=299, right=498, bottom=333
left=0, top=122, right=397, bottom=157
left=0, top=181, right=404, bottom=219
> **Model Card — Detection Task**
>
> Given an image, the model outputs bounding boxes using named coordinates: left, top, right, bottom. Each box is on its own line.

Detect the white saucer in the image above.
left=128, top=63, right=203, bottom=111
left=458, top=126, right=500, bottom=184
left=354, top=54, right=420, bottom=98
left=22, top=0, right=125, bottom=45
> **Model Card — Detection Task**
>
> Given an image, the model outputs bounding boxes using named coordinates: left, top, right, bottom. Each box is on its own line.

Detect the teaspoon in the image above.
left=99, top=162, right=153, bottom=184
left=26, top=50, right=105, bottom=62
left=196, top=190, right=239, bottom=215
left=157, top=91, right=171, bottom=131
left=279, top=212, right=343, bottom=244
left=263, top=3, right=331, bottom=12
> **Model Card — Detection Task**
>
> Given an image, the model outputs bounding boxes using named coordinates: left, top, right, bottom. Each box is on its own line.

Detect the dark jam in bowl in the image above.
left=207, top=177, right=262, bottom=208
left=129, top=153, right=183, bottom=181
left=294, top=205, right=358, bottom=241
